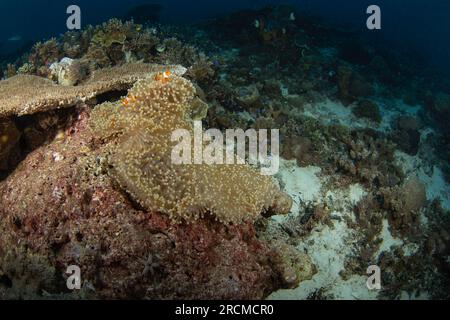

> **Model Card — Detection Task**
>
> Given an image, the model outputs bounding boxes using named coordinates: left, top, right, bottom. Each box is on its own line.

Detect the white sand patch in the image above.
left=303, top=99, right=361, bottom=129
left=377, top=99, right=421, bottom=132
left=303, top=98, right=423, bottom=134
left=268, top=219, right=378, bottom=300
left=394, top=150, right=427, bottom=176
left=324, top=183, right=366, bottom=221
left=418, top=166, right=450, bottom=211
left=376, top=219, right=419, bottom=257
left=269, top=163, right=381, bottom=300
left=275, top=159, right=323, bottom=220
left=395, top=150, right=450, bottom=211
left=376, top=219, right=403, bottom=258
left=269, top=157, right=435, bottom=300
left=348, top=184, right=367, bottom=205
left=328, top=275, right=378, bottom=300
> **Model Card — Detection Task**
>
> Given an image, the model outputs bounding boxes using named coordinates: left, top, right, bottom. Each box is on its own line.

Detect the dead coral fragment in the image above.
left=90, top=75, right=291, bottom=224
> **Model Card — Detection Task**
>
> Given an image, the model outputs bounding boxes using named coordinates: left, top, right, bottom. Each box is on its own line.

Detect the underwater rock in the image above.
left=270, top=241, right=317, bottom=288
left=352, top=100, right=381, bottom=123
left=397, top=115, right=421, bottom=131
left=336, top=66, right=353, bottom=103
left=349, top=75, right=374, bottom=98
left=429, top=92, right=450, bottom=132
left=263, top=79, right=282, bottom=98
left=0, top=104, right=294, bottom=300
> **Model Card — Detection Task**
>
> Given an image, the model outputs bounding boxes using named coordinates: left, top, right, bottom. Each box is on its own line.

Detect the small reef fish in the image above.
left=122, top=94, right=137, bottom=106
left=154, top=70, right=172, bottom=84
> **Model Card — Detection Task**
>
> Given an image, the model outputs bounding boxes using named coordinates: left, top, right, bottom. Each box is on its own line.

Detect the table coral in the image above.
left=90, top=74, right=292, bottom=224
left=0, top=63, right=186, bottom=117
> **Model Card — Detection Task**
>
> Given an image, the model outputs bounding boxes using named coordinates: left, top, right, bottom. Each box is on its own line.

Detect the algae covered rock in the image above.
left=0, top=104, right=293, bottom=299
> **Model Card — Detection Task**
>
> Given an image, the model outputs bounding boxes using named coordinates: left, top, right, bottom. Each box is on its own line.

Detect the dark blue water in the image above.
left=1, top=0, right=449, bottom=73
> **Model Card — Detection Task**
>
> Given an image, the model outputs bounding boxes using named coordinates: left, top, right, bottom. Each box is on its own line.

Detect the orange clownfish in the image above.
left=122, top=94, right=137, bottom=106
left=155, top=70, right=172, bottom=84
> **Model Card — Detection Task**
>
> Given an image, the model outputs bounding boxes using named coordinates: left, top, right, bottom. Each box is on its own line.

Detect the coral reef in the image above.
left=5, top=19, right=214, bottom=87
left=1, top=5, right=449, bottom=300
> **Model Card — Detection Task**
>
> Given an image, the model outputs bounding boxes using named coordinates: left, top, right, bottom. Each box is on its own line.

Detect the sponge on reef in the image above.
left=90, top=74, right=292, bottom=224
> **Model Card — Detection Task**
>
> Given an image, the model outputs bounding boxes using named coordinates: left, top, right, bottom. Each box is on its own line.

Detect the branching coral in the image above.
left=90, top=74, right=291, bottom=224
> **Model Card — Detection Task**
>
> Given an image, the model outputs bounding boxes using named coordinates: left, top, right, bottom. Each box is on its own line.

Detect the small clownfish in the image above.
left=122, top=94, right=137, bottom=106
left=155, top=70, right=172, bottom=84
